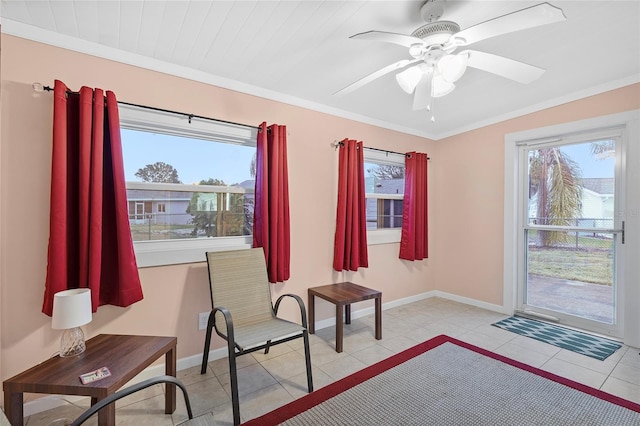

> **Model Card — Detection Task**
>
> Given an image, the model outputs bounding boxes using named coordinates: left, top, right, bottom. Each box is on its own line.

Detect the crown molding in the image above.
left=3, top=18, right=638, bottom=142
left=1, top=19, right=435, bottom=140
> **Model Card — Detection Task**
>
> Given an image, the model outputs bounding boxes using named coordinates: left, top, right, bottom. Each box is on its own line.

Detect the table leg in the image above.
left=4, top=391, right=23, bottom=426
left=345, top=304, right=351, bottom=324
left=308, top=293, right=315, bottom=334
left=375, top=295, right=382, bottom=340
left=336, top=304, right=344, bottom=353
left=96, top=396, right=115, bottom=426
left=165, top=345, right=177, bottom=414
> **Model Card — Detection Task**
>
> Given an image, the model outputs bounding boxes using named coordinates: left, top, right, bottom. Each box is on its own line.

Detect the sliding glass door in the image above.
left=517, top=131, right=624, bottom=337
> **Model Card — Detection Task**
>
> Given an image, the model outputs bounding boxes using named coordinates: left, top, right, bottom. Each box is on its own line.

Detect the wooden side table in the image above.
left=308, top=282, right=382, bottom=352
left=3, top=334, right=177, bottom=426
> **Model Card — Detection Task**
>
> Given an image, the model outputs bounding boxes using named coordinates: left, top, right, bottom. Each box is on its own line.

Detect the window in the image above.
left=119, top=104, right=258, bottom=267
left=364, top=149, right=405, bottom=244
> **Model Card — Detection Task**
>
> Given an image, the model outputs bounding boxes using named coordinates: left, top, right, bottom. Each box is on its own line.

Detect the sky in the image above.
left=557, top=140, right=615, bottom=179
left=121, top=129, right=255, bottom=185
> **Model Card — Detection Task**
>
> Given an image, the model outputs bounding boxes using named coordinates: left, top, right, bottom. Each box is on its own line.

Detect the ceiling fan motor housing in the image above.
left=411, top=21, right=460, bottom=46
left=420, top=0, right=446, bottom=23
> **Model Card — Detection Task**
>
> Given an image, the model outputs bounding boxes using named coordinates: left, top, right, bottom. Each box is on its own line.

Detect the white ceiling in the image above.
left=1, top=1, right=639, bottom=140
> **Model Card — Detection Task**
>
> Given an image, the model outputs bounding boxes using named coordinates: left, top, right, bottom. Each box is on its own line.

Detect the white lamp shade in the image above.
left=51, top=289, right=92, bottom=329
left=395, top=65, right=423, bottom=94
left=437, top=53, right=468, bottom=83
left=432, top=73, right=456, bottom=98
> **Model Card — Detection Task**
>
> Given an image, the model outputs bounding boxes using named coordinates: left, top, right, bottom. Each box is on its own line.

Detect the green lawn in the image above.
left=130, top=224, right=195, bottom=241
left=527, top=246, right=613, bottom=285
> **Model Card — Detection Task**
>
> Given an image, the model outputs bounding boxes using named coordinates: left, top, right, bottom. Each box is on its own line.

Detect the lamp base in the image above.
left=60, top=327, right=86, bottom=357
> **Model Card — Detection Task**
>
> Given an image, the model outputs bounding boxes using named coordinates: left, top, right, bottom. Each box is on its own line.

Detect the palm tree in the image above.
left=528, top=148, right=582, bottom=246
left=590, top=139, right=615, bottom=159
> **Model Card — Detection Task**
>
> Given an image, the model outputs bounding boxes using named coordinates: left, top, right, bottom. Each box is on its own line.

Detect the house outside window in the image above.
left=364, top=149, right=405, bottom=244
left=119, top=104, right=258, bottom=267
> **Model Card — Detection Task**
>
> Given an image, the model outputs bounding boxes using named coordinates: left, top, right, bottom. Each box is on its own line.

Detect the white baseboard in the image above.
left=431, top=290, right=510, bottom=315
left=23, top=290, right=503, bottom=417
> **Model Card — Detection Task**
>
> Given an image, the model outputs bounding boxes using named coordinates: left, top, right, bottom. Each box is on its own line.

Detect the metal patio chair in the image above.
left=200, top=248, right=313, bottom=425
left=70, top=375, right=215, bottom=425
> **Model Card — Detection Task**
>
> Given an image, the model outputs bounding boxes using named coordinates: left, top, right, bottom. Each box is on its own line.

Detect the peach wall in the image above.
left=0, top=35, right=435, bottom=383
left=2, top=32, right=637, bottom=395
left=434, top=84, right=640, bottom=305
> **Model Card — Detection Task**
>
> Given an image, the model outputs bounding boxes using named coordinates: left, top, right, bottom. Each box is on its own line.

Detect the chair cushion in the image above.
left=233, top=317, right=305, bottom=350
left=207, top=249, right=274, bottom=329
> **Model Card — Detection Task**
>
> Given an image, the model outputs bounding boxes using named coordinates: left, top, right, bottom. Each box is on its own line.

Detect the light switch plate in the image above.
left=198, top=312, right=209, bottom=330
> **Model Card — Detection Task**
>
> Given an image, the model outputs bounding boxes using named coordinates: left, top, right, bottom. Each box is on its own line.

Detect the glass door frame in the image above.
left=514, top=130, right=625, bottom=338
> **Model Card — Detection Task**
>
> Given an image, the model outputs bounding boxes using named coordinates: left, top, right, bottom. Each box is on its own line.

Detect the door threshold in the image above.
left=514, top=309, right=622, bottom=342
left=515, top=309, right=560, bottom=323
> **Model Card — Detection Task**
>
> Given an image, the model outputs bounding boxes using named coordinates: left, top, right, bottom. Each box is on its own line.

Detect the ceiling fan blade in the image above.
left=453, top=3, right=565, bottom=47
left=462, top=50, right=545, bottom=84
left=413, top=69, right=433, bottom=111
left=334, top=58, right=422, bottom=96
left=350, top=30, right=424, bottom=48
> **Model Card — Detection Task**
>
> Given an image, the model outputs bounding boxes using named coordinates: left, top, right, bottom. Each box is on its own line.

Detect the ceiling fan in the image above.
left=334, top=1, right=566, bottom=120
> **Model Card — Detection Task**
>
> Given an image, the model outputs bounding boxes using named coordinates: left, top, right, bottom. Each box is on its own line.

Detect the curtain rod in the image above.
left=34, top=83, right=260, bottom=131
left=333, top=141, right=431, bottom=160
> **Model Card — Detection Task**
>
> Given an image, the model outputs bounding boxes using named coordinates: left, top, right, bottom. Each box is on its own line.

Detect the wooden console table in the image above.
left=3, top=334, right=177, bottom=426
left=308, top=282, right=381, bottom=352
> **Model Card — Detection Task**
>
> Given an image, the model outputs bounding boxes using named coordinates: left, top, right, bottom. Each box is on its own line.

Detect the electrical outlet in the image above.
left=198, top=312, right=210, bottom=330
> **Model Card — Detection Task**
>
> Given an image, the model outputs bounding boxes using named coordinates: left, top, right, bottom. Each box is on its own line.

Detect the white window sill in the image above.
left=134, top=236, right=252, bottom=267
left=367, top=229, right=401, bottom=245
left=135, top=230, right=400, bottom=267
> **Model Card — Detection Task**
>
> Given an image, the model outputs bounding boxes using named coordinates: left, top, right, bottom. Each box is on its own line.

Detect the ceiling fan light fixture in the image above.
left=432, top=72, right=455, bottom=97
left=395, top=65, right=423, bottom=94
left=437, top=53, right=468, bottom=83
left=408, top=43, right=427, bottom=58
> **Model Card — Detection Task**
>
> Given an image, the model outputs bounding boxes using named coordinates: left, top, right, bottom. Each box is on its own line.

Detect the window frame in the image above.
left=364, top=149, right=406, bottom=245
left=503, top=110, right=639, bottom=344
left=119, top=104, right=258, bottom=267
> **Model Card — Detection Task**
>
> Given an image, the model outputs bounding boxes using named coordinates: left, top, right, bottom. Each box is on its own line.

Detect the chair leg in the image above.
left=302, top=330, right=314, bottom=393
left=201, top=319, right=214, bottom=374
left=228, top=344, right=241, bottom=426
left=264, top=340, right=271, bottom=355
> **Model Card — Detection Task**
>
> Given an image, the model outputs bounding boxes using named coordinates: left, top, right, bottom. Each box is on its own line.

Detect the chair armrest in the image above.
left=70, top=375, right=193, bottom=426
left=274, top=294, right=309, bottom=328
left=209, top=306, right=240, bottom=353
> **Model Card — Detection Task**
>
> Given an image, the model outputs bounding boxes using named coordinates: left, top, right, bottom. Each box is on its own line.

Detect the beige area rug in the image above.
left=243, top=335, right=640, bottom=425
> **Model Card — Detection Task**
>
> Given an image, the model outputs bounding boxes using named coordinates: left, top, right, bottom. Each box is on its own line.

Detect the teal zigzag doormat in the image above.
left=492, top=316, right=622, bottom=361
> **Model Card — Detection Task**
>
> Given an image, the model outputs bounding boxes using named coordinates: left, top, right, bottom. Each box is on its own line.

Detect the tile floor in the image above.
left=24, top=297, right=640, bottom=425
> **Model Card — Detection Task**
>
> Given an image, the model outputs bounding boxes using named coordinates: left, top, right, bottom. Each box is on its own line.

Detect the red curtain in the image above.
left=253, top=122, right=291, bottom=283
left=42, top=80, right=144, bottom=315
left=399, top=152, right=429, bottom=261
left=333, top=139, right=368, bottom=271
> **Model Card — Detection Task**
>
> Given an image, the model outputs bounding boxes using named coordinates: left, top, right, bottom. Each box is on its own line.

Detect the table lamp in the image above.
left=51, top=288, right=92, bottom=357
